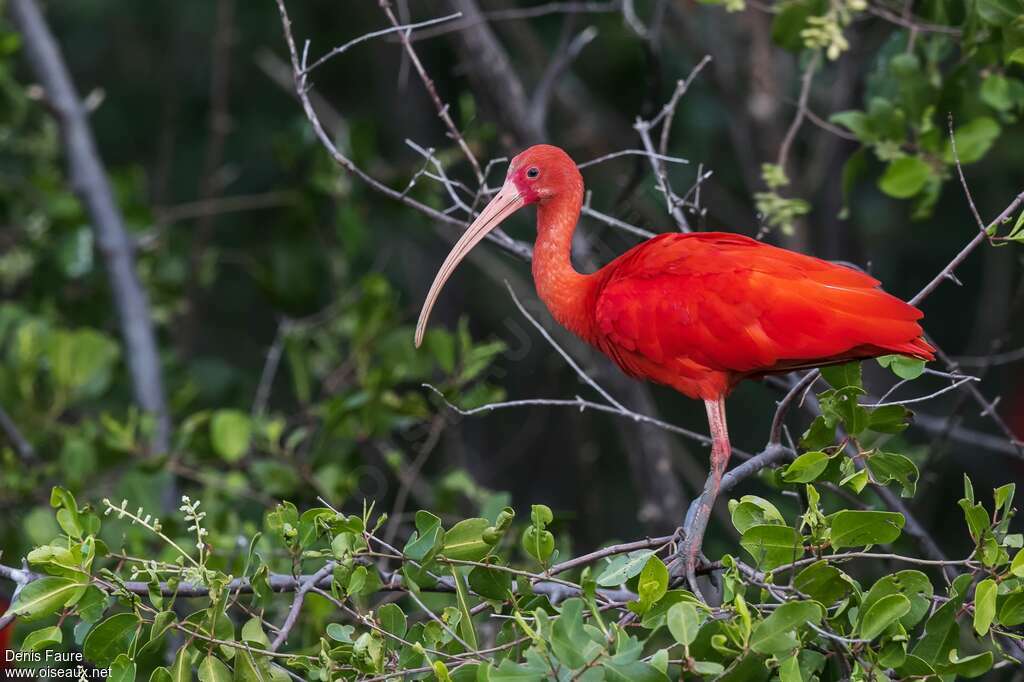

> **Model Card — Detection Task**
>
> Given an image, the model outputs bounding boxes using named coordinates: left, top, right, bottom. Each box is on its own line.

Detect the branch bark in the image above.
left=8, top=0, right=170, bottom=453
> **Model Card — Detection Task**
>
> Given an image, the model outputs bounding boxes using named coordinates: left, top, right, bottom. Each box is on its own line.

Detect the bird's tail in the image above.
left=886, top=335, right=935, bottom=362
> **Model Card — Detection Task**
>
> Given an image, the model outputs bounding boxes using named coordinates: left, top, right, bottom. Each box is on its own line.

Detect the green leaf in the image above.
left=449, top=566, right=478, bottom=650
left=829, top=510, right=905, bottom=548
left=778, top=654, right=802, bottom=682
left=941, top=650, right=993, bottom=678
left=602, top=660, right=667, bottom=682
left=876, top=354, right=926, bottom=380
left=326, top=623, right=354, bottom=643
left=198, top=655, right=232, bottom=682
left=800, top=416, right=836, bottom=450
left=750, top=601, right=824, bottom=654
left=994, top=483, right=1015, bottom=515
left=550, top=598, right=592, bottom=670
left=1011, top=548, right=1024, bottom=577
left=867, top=452, right=919, bottom=497
left=232, top=650, right=263, bottom=682
left=530, top=504, right=553, bottom=526
left=998, top=592, right=1024, bottom=626
left=821, top=362, right=862, bottom=390
left=859, top=594, right=911, bottom=639
left=793, top=561, right=852, bottom=604
left=943, top=118, right=1001, bottom=165
left=84, top=613, right=141, bottom=666
left=729, top=496, right=785, bottom=534
left=403, top=510, right=442, bottom=563
left=210, top=410, right=252, bottom=462
left=867, top=405, right=911, bottom=434
left=841, top=466, right=869, bottom=494
left=596, top=550, right=654, bottom=586
left=46, top=329, right=120, bottom=400
left=169, top=646, right=193, bottom=682
left=521, top=526, right=554, bottom=565
left=830, top=110, right=870, bottom=139
left=981, top=74, right=1014, bottom=112
left=977, top=0, right=1022, bottom=24
left=739, top=524, right=804, bottom=570
left=782, top=451, right=830, bottom=483
left=109, top=653, right=136, bottom=682
left=973, top=579, right=997, bottom=635
left=666, top=602, right=701, bottom=646
left=959, top=498, right=990, bottom=542
left=443, top=518, right=493, bottom=561
left=629, top=555, right=669, bottom=615
left=861, top=570, right=933, bottom=629
left=10, top=576, right=86, bottom=621
left=50, top=486, right=83, bottom=538
left=240, top=617, right=270, bottom=647
left=22, top=625, right=63, bottom=652
left=468, top=565, right=512, bottom=601
left=879, top=156, right=933, bottom=198
left=377, top=603, right=407, bottom=639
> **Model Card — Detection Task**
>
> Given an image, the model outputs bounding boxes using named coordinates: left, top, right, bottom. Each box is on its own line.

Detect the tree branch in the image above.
left=8, top=0, right=170, bottom=453
left=0, top=404, right=34, bottom=462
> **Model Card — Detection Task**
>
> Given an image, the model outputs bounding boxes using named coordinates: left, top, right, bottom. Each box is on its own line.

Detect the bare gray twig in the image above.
left=0, top=404, right=34, bottom=462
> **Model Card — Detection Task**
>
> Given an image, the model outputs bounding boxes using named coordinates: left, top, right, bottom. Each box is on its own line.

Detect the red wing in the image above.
left=594, top=232, right=933, bottom=384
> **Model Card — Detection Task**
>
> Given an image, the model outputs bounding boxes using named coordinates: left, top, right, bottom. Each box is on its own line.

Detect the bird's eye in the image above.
left=526, top=167, right=540, bottom=179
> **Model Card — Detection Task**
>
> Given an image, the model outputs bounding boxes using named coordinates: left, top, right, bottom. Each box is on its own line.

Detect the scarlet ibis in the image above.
left=415, top=144, right=933, bottom=589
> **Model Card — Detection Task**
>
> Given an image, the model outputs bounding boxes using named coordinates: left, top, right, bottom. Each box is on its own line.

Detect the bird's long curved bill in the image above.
left=415, top=182, right=525, bottom=347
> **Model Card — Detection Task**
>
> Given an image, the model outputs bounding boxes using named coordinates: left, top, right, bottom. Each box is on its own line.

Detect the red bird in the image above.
left=415, top=145, right=933, bottom=587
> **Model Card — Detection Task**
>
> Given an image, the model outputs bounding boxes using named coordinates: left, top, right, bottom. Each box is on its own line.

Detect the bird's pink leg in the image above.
left=680, top=397, right=731, bottom=597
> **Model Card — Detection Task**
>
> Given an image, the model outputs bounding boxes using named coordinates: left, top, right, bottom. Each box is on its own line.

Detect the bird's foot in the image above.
left=671, top=535, right=708, bottom=603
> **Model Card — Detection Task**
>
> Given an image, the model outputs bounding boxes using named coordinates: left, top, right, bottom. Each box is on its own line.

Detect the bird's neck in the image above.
left=531, top=184, right=599, bottom=343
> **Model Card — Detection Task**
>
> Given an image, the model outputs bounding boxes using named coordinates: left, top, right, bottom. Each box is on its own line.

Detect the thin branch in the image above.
left=302, top=11, right=463, bottom=74
left=407, top=2, right=620, bottom=41
left=252, top=320, right=288, bottom=418
left=0, top=403, right=34, bottom=462
left=272, top=0, right=533, bottom=262
left=505, top=282, right=626, bottom=411
left=777, top=51, right=821, bottom=175
left=378, top=1, right=484, bottom=184
left=909, top=190, right=1024, bottom=307
left=769, top=371, right=819, bottom=446
left=529, top=25, right=599, bottom=131
left=8, top=0, right=170, bottom=453
left=657, top=55, right=713, bottom=157
left=154, top=191, right=294, bottom=225
left=423, top=386, right=728, bottom=454
left=952, top=346, right=1024, bottom=367
left=576, top=149, right=689, bottom=169
left=861, top=376, right=979, bottom=408
left=946, top=113, right=989, bottom=241
left=633, top=57, right=712, bottom=231
left=270, top=561, right=336, bottom=651
left=866, top=3, right=962, bottom=35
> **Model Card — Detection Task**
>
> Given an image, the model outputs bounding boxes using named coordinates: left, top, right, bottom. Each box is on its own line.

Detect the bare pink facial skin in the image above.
left=509, top=165, right=542, bottom=205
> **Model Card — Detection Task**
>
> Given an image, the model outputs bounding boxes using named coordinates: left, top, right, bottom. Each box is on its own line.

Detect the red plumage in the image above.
left=415, top=144, right=935, bottom=593
left=592, top=231, right=934, bottom=400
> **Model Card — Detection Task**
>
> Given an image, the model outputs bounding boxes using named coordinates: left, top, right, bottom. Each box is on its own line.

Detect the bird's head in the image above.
left=505, top=144, right=581, bottom=205
left=414, top=144, right=579, bottom=347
